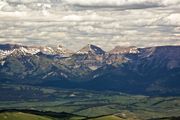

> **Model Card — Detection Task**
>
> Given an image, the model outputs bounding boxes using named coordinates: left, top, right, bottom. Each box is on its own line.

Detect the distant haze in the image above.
left=0, top=0, right=180, bottom=50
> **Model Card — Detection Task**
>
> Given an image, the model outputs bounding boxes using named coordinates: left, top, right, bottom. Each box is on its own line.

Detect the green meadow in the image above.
left=0, top=84, right=180, bottom=120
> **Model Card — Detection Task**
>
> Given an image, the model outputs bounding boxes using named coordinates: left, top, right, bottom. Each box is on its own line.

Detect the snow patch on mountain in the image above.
left=0, top=61, right=5, bottom=66
left=77, top=44, right=105, bottom=55
left=0, top=44, right=74, bottom=60
left=110, top=46, right=139, bottom=54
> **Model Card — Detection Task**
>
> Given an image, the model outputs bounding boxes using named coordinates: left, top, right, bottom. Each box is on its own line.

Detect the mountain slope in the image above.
left=88, top=46, right=180, bottom=95
left=0, top=44, right=180, bottom=96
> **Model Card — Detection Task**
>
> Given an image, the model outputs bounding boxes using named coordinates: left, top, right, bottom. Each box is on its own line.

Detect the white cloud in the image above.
left=0, top=0, right=180, bottom=50
left=162, top=0, right=180, bottom=6
left=62, top=13, right=113, bottom=21
left=165, top=14, right=180, bottom=25
left=63, top=0, right=180, bottom=8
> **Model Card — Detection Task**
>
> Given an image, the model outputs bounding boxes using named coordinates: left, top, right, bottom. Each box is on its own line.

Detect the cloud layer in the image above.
left=63, top=0, right=180, bottom=8
left=0, top=0, right=180, bottom=50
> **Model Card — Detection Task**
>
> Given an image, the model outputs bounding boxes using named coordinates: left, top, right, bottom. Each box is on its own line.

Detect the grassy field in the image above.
left=0, top=84, right=180, bottom=120
left=0, top=112, right=53, bottom=120
left=0, top=109, right=87, bottom=120
left=0, top=112, right=136, bottom=120
left=0, top=110, right=144, bottom=120
left=1, top=111, right=179, bottom=120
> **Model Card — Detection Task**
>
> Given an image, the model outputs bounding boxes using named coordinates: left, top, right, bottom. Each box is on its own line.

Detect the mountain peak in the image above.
left=110, top=46, right=139, bottom=54
left=0, top=44, right=40, bottom=59
left=77, top=44, right=105, bottom=55
left=55, top=44, right=73, bottom=56
left=38, top=46, right=56, bottom=55
left=0, top=44, right=25, bottom=51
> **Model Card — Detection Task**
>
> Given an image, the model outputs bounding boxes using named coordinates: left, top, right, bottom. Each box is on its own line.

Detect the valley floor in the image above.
left=0, top=84, right=180, bottom=120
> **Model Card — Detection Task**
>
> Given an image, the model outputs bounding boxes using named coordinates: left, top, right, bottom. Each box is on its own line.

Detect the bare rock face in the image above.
left=77, top=44, right=105, bottom=55
left=73, top=44, right=106, bottom=70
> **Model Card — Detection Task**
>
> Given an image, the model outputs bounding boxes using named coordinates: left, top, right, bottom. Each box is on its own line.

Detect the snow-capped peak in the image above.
left=19, top=47, right=40, bottom=55
left=56, top=45, right=71, bottom=54
left=0, top=44, right=42, bottom=59
left=110, top=46, right=139, bottom=54
left=0, top=46, right=41, bottom=59
left=39, top=46, right=56, bottom=55
left=77, top=44, right=105, bottom=55
left=0, top=44, right=74, bottom=59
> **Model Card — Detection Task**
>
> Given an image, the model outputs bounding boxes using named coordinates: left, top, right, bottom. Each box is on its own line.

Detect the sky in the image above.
left=0, top=0, right=180, bottom=50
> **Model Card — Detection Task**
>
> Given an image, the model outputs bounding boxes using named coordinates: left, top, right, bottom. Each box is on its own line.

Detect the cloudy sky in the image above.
left=0, top=0, right=180, bottom=50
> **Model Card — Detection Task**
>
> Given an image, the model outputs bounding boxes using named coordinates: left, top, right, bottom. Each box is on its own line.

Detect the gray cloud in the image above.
left=63, top=0, right=180, bottom=9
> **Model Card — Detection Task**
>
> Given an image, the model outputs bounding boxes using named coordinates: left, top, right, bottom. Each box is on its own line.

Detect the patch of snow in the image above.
left=60, top=72, right=68, bottom=78
left=69, top=93, right=76, bottom=97
left=19, top=47, right=37, bottom=55
left=77, top=51, right=89, bottom=54
left=41, top=47, right=56, bottom=55
left=42, top=72, right=54, bottom=79
left=1, top=61, right=5, bottom=66
left=129, top=48, right=139, bottom=54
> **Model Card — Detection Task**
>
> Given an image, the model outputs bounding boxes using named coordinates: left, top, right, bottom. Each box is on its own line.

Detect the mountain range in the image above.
left=0, top=43, right=180, bottom=96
